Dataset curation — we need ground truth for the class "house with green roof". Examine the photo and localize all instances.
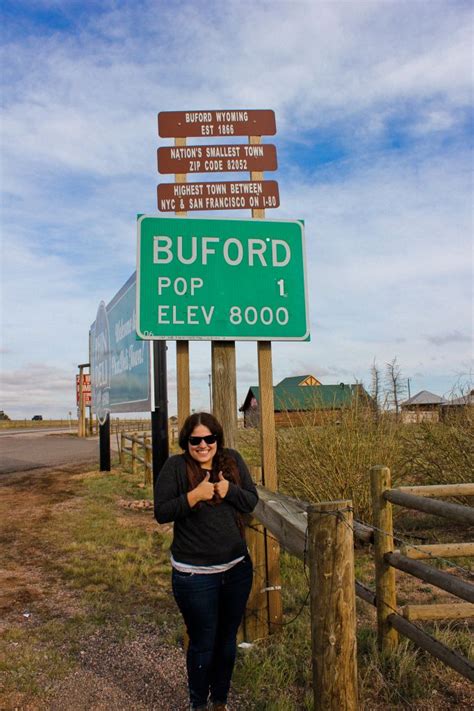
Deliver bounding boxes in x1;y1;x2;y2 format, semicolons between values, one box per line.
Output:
239;375;369;428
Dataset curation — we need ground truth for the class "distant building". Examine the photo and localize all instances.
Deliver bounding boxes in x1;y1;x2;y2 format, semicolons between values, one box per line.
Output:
441;389;474;420
239;375;369;428
400;390;446;423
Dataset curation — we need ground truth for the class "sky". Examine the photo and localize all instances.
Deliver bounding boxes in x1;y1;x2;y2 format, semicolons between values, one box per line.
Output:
0;0;473;419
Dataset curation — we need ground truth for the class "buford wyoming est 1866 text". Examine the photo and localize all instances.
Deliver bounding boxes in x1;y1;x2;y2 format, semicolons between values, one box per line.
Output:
136;216;309;341
158;109;276;138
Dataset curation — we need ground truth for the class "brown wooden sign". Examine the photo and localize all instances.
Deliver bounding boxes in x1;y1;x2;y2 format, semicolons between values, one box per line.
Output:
158;110;276;138
158;143;277;174
157;181;280;212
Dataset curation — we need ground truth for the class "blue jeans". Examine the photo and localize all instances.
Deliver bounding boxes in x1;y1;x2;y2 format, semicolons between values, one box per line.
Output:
172;554;253;709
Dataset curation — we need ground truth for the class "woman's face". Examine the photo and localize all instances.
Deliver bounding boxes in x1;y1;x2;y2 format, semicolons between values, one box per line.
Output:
187;424;218;469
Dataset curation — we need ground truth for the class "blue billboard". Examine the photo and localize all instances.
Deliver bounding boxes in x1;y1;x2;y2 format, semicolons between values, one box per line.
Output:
90;272;152;424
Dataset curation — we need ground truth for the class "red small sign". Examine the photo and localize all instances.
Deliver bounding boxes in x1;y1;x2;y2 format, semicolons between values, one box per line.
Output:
76;374;91;406
157;181;280;212
158;110;276;138
158;143;277;174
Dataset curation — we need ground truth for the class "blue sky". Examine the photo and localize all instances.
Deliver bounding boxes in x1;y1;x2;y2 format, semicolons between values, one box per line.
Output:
1;0;472;418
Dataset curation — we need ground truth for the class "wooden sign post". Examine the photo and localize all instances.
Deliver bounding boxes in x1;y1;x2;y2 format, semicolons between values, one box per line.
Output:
78;366;85;437
77;364;90;438
174;136;191;432
250;134;283;631
211;341;237;449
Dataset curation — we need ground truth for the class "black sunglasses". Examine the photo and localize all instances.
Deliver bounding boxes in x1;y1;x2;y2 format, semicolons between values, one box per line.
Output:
188;434;218;446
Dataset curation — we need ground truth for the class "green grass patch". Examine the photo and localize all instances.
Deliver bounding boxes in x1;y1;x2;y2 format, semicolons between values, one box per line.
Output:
0;625;74;695
42;469;176;633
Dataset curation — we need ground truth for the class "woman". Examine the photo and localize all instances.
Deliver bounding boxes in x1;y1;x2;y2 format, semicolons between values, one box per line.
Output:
154;412;258;711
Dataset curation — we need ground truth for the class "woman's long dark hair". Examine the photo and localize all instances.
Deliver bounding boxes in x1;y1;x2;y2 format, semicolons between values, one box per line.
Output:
179;412;241;502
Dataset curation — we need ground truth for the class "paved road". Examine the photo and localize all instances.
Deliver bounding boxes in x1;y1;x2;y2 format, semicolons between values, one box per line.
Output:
0;430;101;474
0;426;73;437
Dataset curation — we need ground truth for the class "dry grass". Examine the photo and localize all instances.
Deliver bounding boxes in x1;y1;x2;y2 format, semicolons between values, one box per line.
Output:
238;403;473;524
240;403;403;522
401;411;474;490
234;404;473;709
0;419;77;429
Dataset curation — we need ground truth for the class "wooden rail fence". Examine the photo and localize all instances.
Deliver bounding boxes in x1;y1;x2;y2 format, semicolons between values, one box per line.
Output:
253;468;474;706
370;466;474;682
120;431;152;486
113;418;150;433
118;443;474;706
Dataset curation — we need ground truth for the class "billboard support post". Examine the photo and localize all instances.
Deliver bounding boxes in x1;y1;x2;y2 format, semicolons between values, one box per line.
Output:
152;341;169;485
99;413;111;471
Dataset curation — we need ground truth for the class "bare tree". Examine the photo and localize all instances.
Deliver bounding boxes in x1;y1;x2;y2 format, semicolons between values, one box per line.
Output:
370;359;382;421
385;357;407;419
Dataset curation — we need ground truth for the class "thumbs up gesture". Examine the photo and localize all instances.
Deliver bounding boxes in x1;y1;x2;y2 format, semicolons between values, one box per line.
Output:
195;471;215;502
214;471;229;499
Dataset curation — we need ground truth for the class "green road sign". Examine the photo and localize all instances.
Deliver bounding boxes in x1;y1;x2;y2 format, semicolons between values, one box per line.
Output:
136;216;309;341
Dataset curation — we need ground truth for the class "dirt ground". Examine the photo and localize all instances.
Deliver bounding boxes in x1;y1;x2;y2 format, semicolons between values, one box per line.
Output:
0;465;246;711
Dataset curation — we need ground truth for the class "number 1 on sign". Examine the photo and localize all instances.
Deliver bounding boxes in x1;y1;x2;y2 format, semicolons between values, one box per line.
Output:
277;279;287;297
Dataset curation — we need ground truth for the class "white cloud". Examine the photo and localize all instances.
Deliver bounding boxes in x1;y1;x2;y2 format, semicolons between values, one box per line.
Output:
2;1;472;184
0;363;77;418
0;0;472;415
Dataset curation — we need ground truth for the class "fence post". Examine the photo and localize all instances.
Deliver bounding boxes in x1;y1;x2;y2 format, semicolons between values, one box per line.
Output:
370;465;399;652
132;432;138;476
120;431;125;466
144;435;153;484
144;433;152;486
308;500;358;711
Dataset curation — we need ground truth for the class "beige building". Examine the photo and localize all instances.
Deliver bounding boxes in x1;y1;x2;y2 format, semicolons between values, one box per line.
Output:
400;390;445;423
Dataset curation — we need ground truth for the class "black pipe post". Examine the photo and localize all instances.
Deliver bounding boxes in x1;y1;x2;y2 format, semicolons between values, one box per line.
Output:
99;413;111;471
152;341;169;486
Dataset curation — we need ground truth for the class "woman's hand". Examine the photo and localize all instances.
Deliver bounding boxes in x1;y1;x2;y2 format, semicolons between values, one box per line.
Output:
187;472;215;507
214;471;229;499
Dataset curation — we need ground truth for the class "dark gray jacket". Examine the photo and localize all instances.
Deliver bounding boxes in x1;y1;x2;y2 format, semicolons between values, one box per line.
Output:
154;449;258;565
